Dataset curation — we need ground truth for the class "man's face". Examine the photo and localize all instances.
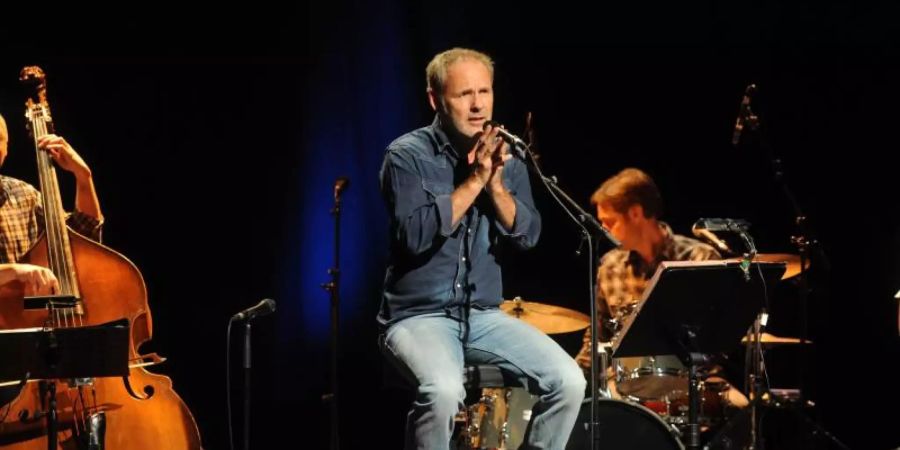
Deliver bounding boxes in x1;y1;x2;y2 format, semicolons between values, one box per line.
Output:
432;58;493;140
597;202;642;250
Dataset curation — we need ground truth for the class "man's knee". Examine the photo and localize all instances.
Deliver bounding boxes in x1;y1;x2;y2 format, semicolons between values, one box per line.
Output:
419;378;465;416
555;363;587;402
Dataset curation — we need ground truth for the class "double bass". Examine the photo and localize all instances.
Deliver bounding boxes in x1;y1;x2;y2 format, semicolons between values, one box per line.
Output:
0;67;203;449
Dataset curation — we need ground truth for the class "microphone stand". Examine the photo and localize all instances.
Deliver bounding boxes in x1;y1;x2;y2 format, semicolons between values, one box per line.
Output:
242;322;252;450
734;85;847;450
541;176;619;450
514;120;619;450
227;300;275;450
321;177;348;450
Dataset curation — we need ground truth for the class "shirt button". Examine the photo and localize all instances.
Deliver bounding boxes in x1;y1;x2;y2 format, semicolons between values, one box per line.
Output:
467;228;472;235
456;283;462;288
462;257;467;262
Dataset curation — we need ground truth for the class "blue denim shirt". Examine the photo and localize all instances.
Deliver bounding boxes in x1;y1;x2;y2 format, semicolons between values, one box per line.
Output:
378;116;541;326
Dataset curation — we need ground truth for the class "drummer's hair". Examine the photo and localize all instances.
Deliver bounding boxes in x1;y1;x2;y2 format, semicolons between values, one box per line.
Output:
590;168;663;219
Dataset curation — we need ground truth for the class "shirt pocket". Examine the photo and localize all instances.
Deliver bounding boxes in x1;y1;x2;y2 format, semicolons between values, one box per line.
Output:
421;178;453;199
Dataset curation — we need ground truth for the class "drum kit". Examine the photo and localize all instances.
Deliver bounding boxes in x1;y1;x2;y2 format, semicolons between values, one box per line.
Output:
455;254;811;450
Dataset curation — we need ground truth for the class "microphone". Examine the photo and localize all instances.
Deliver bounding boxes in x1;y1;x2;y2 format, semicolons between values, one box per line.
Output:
483;120;527;160
334;176;350;201
691;223;732;255
692;217;750;232
232;299;276;321
732;84;757;147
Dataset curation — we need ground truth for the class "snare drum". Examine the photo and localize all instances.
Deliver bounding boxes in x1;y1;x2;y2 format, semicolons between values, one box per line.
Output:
636;380;739;429
614;354;687;400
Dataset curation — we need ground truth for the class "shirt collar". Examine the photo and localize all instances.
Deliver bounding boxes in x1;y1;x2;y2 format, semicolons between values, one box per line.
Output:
627;222;677;276
429;114;460;159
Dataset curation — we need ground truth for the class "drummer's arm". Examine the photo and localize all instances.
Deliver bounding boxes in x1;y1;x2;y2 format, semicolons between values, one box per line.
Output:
576;289;613;369
690;245;721;261
575;330;593;370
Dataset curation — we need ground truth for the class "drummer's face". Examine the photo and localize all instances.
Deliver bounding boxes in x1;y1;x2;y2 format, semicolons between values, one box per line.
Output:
597;202;639;250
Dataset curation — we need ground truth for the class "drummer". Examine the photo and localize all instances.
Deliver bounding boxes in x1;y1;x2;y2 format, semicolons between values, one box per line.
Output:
574;168;748;407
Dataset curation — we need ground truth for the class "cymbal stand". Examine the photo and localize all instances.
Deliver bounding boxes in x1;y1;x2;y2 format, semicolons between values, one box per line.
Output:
745;310;767;450
733;83;847;450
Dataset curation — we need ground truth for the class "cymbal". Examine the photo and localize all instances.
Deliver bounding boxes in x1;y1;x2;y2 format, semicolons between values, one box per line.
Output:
725;253;809;280
741;332;812;346
500;298;590;334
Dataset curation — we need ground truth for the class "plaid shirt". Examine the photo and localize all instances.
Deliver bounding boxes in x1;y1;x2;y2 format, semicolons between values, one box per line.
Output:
576;222;719;369
0;175;102;263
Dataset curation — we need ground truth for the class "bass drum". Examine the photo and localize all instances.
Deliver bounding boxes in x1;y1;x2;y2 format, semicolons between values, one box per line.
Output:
566;398;683;450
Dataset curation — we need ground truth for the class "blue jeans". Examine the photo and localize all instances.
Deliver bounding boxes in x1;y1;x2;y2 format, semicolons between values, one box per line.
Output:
382;309;586;450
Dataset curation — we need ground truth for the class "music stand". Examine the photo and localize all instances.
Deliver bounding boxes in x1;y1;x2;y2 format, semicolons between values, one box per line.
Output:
0;318;130;450
612;260;785;450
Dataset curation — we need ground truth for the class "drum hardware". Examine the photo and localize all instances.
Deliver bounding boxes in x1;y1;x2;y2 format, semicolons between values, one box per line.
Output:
457;387;538;450
741;310;838;449
610;259;786;450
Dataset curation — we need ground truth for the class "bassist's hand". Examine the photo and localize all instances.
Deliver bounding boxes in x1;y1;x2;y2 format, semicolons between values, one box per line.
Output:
2;263;59;296
38;134;92;182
